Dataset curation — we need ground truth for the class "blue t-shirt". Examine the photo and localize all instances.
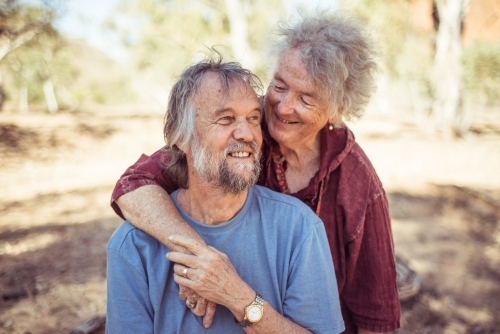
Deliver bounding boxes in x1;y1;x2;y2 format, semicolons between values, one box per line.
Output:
106;185;344;333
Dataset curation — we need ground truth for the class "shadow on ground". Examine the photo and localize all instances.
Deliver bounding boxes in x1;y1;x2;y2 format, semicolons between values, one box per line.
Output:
1;181;499;333
389;184;500;333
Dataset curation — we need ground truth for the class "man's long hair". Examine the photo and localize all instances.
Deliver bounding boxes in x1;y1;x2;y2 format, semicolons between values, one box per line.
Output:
163;49;262;188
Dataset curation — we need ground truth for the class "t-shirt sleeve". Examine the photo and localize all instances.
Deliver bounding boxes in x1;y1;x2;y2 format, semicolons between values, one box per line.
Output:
343;191;401;332
283;218;345;334
110;147;180;219
106;244;154;333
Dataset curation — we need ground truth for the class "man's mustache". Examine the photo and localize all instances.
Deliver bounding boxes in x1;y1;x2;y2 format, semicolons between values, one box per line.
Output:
223;141;260;159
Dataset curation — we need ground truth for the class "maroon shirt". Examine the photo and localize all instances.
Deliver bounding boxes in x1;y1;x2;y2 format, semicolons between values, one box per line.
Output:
111;124;401;333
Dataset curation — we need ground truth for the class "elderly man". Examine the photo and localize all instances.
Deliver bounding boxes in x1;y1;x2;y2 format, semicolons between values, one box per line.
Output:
105;55;344;333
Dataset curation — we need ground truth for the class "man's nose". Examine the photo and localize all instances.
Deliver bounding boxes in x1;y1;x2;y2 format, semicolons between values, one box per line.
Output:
233;120;254;142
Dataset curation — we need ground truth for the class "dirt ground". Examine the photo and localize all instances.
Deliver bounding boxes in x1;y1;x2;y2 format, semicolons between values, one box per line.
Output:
1;104;499;333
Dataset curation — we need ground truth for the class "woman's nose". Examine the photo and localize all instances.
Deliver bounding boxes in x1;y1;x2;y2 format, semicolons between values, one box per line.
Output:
277;93;295;115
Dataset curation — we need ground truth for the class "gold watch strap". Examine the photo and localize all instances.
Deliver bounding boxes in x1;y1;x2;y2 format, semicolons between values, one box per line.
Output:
234;292;264;328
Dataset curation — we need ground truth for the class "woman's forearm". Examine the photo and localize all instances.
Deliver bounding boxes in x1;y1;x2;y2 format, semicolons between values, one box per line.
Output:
115;185;206;253
244;304;312;334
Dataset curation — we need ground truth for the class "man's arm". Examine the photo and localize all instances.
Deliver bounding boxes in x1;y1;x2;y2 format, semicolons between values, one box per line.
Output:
111;150;216;325
106;248;154;333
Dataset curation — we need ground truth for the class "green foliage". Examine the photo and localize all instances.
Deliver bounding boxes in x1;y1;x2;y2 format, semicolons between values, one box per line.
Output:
4;27;78;107
111;0;284;85
342;0;433;83
463;41;500;104
121;0;231;76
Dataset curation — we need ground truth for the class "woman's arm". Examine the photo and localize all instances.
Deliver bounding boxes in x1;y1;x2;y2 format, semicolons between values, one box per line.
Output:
111;148;207;251
116;185;206;252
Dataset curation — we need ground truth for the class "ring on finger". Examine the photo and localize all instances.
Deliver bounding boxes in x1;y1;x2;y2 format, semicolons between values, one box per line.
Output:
186;300;196;309
182;267;189;278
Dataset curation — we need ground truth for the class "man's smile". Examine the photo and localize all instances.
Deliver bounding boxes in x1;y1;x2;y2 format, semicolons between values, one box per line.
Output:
229;151;251;158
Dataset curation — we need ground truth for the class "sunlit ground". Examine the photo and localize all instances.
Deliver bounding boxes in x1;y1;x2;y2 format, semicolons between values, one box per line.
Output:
1;102;500;333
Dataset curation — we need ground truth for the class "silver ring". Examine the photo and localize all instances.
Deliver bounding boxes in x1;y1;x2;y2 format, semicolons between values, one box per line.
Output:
186;300;196;309
182;267;189;278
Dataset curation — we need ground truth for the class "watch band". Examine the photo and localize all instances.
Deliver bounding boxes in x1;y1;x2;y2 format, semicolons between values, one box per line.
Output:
235;293;265;328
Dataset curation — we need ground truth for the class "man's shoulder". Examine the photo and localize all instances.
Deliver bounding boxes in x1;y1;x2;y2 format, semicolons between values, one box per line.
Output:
107;221;155;253
251;186;319;222
252;185;307;207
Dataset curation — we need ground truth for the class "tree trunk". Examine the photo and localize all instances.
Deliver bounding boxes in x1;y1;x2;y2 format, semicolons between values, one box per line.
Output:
0;71;4;111
19;82;28;113
43;78;58;113
0;28;41;63
431;0;469;138
224;0;256;71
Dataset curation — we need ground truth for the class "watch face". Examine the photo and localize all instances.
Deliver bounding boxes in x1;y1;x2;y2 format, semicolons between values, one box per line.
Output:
247;305;263;322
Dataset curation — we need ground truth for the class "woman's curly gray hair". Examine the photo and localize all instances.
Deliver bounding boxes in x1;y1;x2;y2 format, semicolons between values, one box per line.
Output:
270;11;378;126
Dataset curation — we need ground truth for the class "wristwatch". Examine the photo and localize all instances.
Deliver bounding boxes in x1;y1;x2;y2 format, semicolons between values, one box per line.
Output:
235;293;265;328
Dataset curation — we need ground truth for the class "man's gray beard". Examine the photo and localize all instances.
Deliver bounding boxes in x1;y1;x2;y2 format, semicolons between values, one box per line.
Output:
191;137;261;194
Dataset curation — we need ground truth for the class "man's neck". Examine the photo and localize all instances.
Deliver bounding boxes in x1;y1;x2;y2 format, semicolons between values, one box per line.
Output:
176;179;249;226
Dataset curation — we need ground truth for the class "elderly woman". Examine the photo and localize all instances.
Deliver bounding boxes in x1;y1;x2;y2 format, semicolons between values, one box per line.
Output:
111;11;400;334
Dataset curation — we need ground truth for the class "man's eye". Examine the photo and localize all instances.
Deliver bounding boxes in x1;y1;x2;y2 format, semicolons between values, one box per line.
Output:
274;85;286;92
218;116;233;124
248;115;261;124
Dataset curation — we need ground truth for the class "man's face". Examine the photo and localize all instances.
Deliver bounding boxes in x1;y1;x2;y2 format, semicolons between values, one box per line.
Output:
187;73;262;193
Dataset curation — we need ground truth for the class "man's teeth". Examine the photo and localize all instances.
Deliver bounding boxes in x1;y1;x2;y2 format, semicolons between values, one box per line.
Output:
230;152;250;157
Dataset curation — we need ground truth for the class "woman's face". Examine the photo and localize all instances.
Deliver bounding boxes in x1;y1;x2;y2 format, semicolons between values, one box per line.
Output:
265;49;330;150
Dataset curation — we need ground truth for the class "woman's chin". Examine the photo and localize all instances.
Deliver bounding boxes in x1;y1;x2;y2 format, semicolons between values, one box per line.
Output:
268;125;292;145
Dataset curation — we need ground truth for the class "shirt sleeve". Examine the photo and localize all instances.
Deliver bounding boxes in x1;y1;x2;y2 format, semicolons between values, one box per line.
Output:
343;191;401;333
110;147;179;219
284;218;345;334
106;247;154;334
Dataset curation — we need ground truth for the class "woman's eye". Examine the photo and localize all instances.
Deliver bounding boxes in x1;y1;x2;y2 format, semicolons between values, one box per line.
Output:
301;97;312;106
274;85;286;92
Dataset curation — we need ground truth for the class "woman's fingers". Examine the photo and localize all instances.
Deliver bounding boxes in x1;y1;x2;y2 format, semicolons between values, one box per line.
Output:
169;234;205;256
167;251;198;269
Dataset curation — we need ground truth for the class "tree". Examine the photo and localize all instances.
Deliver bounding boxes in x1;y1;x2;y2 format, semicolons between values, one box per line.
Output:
430;0;470;138
111;0;284;90
224;0;256;70
0;0;55;110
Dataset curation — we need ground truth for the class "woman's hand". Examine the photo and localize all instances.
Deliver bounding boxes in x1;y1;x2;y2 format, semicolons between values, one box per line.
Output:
166;234;255;320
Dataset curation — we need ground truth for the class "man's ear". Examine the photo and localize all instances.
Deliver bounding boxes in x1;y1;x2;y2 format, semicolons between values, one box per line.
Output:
172;144;184;154
175;141;190;156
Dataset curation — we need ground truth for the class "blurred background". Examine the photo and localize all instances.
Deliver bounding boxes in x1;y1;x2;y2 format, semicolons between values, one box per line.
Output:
1;0;499;333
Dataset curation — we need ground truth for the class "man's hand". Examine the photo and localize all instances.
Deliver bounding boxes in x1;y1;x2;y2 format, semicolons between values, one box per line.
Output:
177;276;217;328
166;234;255;320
